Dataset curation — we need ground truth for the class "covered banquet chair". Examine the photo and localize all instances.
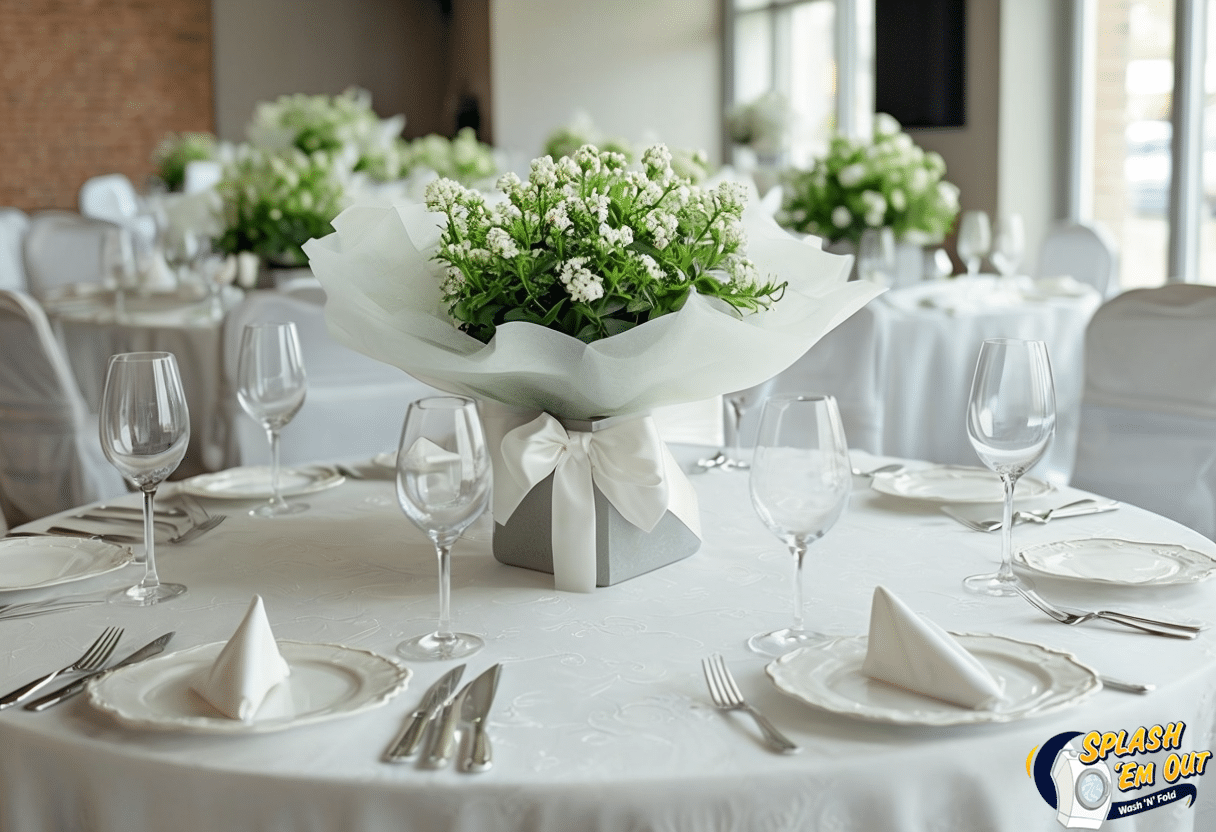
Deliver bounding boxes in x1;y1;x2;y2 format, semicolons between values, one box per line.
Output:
221;291;445;467
1036;220;1119;299
22;211;119;299
0;208;29;292
0;290;127;525
1070;284;1216;539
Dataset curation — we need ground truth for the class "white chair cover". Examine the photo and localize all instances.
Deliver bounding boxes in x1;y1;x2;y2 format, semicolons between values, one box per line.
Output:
1036;221;1119;298
0;208;29;292
739;304;884;454
1071;284;1216;539
78;173;141;226
0;290;127;525
222;292;445;467
22;211;119;299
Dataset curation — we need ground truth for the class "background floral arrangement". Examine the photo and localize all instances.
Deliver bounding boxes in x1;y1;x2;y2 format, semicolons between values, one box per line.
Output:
542;112;634;163
776;113;960;246
726;90;790;158
402;127;498;186
152;132;218;192
247;87;410;182
214;145;349;266
426;143;785;344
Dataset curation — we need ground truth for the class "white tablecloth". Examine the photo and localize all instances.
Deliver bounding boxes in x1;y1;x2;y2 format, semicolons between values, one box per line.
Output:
1;449;1214;831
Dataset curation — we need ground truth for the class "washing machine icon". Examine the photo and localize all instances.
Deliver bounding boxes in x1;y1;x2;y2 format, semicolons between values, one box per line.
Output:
1051;740;1113;829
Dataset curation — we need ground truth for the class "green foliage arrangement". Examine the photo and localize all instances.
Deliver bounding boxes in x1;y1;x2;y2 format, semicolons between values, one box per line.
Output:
152;132;218;192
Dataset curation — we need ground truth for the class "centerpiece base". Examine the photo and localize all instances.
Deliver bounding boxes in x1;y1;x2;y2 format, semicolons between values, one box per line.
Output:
492;471;700;587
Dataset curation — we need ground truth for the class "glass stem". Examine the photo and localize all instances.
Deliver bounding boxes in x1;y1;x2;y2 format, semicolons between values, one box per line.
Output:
724;398;741;458
267;426;284;509
790;539;808;633
435;542;453;641
139;486;161;591
999;474;1017;582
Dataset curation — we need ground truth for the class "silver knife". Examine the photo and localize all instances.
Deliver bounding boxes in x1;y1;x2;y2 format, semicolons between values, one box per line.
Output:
458;663;502;773
383;664;465;763
23;632;174;711
422;682;469;769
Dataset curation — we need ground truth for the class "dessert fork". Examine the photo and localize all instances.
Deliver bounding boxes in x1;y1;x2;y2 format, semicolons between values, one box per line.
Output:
701;654;799;754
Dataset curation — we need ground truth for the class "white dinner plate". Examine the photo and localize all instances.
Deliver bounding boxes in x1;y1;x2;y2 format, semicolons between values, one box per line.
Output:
88;641;411;734
0;537;133;592
178;465;345;500
1015;538;1216;586
766;633;1100;726
870;465;1053;504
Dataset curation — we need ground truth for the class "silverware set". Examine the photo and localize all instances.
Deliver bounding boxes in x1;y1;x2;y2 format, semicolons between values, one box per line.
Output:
384;663;503;772
941;498;1120;532
0;627;123;709
1012;584;1199;639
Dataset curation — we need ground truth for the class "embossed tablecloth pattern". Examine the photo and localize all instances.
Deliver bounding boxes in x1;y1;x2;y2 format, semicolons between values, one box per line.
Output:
1;450;1215;832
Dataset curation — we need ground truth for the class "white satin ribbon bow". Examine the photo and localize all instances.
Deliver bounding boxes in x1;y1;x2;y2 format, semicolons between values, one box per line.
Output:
493;412;700;593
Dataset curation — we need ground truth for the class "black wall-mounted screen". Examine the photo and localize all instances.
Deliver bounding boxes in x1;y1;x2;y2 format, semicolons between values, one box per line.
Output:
875;0;966;129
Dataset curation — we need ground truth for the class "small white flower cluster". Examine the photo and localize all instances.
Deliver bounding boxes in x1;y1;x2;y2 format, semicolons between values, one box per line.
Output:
427;142;782;343
778;113;960;246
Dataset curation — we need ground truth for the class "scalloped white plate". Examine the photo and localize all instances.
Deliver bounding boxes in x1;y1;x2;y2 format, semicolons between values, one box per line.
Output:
871;465;1053;504
1016;538;1216;586
178;465;345;500
88;641;410;734
0;537;132;591
767;633;1100;726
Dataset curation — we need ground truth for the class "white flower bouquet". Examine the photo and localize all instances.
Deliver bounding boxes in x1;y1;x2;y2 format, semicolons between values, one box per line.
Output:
304;143;880;590
403;127;498;187
777;113;960;246
248;87;409;182
215;144;350;266
152;131;218;192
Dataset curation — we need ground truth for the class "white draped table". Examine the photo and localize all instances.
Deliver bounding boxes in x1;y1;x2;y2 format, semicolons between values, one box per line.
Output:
1;449;1215;832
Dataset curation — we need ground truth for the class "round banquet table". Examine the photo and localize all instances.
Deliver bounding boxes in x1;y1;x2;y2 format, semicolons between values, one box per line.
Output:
2;449;1215;832
42;284;242;479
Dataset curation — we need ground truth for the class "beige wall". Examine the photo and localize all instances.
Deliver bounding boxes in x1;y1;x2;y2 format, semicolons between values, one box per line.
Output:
489;0;721;166
211;0;450;141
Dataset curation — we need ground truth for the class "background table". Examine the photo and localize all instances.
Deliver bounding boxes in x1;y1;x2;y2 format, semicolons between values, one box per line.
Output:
1;449;1214;831
763;276;1103;486
44;285;242;478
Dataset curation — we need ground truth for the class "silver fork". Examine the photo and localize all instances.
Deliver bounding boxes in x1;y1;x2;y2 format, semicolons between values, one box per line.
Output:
1013;585;1199;639
0;626;123;708
701;654;799;754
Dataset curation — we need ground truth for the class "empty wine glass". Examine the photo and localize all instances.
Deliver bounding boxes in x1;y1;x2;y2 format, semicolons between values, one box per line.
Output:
696;385;767;472
747;393;851;656
956;210;991;276
990;214;1025;278
99;352;189;605
237;322;308;517
395;396;491;660
858;227;896;288
964;339;1056;596
102;225;138;319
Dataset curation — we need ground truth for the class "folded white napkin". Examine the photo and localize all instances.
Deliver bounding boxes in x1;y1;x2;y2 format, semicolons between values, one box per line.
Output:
192;595;292;721
861;585;1003;709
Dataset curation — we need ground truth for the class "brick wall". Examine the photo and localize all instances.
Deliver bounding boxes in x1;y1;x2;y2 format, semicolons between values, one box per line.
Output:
0;0;214;212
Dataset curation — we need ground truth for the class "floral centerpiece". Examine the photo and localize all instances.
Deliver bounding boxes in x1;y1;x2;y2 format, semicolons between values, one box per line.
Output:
215;144;349;267
248;87;409;182
152;131;218;192
726;90;790;162
403;127;498;187
303;144;881;592
777;113;960;247
543;112;634;162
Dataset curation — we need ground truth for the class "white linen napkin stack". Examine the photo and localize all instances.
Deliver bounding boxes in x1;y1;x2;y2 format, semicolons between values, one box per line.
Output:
191;594;292;721
861;585;1004;709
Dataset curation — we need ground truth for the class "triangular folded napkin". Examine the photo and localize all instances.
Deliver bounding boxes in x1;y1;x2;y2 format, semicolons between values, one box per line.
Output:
861;585;1004;709
192;594;292;721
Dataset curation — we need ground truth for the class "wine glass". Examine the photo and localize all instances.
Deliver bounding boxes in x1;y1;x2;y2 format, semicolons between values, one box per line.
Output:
747;393;852;656
236;322;308;517
956;210;991;276
395;396;491;661
990;214;1025;278
102;225;137;319
963;339;1056;596
857;227;896;288
99;352;190;605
